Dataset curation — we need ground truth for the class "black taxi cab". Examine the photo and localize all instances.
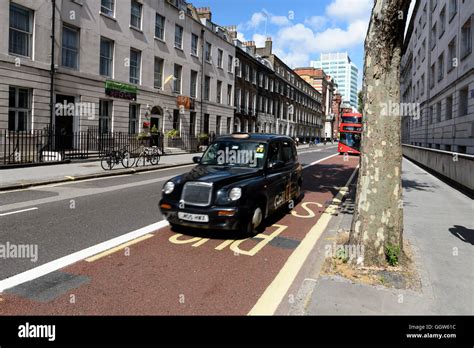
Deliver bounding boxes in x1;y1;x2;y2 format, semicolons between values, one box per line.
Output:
159;133;302;235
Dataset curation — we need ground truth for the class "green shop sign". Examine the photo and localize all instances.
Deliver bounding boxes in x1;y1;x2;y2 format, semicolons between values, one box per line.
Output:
105;80;137;100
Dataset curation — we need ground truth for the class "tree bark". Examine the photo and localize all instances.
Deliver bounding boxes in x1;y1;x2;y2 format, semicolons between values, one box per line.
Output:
349;0;411;266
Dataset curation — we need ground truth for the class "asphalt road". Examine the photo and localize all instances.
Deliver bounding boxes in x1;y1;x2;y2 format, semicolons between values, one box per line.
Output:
0;144;362;315
0;145;339;280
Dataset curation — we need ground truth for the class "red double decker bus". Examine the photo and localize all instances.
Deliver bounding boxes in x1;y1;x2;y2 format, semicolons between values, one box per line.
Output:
338;112;362;155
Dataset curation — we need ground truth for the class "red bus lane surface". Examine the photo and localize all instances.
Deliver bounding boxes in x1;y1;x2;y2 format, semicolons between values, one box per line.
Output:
0;155;358;315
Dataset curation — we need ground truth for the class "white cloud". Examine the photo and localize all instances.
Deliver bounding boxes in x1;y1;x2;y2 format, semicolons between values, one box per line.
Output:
252;33;267;47
313;19;369;52
304;16;327;31
270;15;290;26
237;32;247;42
247;12;266;29
326;0;373;21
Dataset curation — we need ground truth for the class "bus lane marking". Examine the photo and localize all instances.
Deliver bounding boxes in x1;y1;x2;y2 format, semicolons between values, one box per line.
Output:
168;224;288;256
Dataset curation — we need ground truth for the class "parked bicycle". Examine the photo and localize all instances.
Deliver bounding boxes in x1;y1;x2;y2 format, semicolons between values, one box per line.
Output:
100;146;134;170
135;146;161;167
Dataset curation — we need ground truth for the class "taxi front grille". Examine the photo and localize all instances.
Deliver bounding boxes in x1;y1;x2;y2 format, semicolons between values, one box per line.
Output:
181;182;213;206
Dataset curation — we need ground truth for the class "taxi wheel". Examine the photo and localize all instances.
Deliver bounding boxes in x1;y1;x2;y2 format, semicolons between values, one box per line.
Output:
242;205;264;236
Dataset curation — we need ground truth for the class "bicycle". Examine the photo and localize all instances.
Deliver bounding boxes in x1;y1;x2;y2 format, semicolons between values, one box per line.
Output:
135;146;161;167
100;146;135;170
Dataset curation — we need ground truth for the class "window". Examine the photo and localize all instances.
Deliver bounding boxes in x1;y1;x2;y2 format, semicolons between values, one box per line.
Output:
423;3;427;27
461;18;472;58
99;100;112;134
216;80;222;103
429;105;434;124
439;6;446;37
8;87;31;131
191;33;198;56
101;0;114;17
235;88;241;108
154;57;163;89
155;13;165;40
421;73;425;95
130;0;142;29
430;63;436;88
438;52;444;81
62;25;79;69
172;109;180;131
226;117;231;134
259;73;263;87
205;42;212;62
204;76;210;100
458;86;468;116
421;39;426;61
175;24;183;49
228;55;233;72
216;116;221;135
446;95;453;120
129;49;141;84
190;70;198;98
203;114;210;134
236;61;241;77
129;104;139;134
190;112;196;136
436;101;442;122
100;37;113;77
449;0;457;21
173;64;182;93
9;3;33;57
227;84;232;106
217;49;223;68
448;37;456;72
431;23;437;50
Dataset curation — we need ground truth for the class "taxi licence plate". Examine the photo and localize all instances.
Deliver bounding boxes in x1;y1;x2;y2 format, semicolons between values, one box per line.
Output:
178;212;209;222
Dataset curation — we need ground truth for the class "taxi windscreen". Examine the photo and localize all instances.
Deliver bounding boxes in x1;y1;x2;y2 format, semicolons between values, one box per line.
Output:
200;141;267;168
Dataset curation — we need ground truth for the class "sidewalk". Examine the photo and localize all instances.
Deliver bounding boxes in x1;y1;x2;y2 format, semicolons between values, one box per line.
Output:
0;143;330;191
0;152;200;191
284;157;474;315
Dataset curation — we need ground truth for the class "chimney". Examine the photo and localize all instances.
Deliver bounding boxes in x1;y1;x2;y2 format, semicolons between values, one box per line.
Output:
264;37;272;54
224;25;237;40
243;41;256;55
196;7;212;21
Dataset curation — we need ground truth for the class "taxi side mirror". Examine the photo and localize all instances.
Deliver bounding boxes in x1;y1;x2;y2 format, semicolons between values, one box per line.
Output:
192;156;201;164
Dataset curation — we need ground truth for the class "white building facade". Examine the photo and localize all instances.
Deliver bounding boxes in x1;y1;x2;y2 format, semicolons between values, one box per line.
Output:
0;0;235;146
401;0;473;154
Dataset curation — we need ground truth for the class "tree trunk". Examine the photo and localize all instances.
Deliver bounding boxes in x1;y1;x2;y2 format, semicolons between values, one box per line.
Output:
349;0;411;266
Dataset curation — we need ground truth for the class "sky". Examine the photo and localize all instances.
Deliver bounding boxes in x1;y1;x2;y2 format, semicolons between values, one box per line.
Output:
191;0;375;90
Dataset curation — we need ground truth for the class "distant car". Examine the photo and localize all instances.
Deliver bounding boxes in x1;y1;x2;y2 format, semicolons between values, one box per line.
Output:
159;133;303;235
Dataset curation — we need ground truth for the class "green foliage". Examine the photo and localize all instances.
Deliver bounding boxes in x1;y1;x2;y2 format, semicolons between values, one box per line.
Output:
198;133;209;141
150;125;159;134
385;243;401;266
137;132;150;140
335;247;349;263
166;129;179;138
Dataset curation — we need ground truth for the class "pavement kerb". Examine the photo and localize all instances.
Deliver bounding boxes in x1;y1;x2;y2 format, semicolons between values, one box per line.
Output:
0;162;194;192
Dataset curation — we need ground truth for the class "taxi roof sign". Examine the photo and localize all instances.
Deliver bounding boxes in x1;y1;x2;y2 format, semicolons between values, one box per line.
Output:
231;133;250;139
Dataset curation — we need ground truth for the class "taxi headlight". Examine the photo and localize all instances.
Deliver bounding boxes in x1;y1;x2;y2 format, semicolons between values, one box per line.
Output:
163;181;175;194
229;187;242;201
